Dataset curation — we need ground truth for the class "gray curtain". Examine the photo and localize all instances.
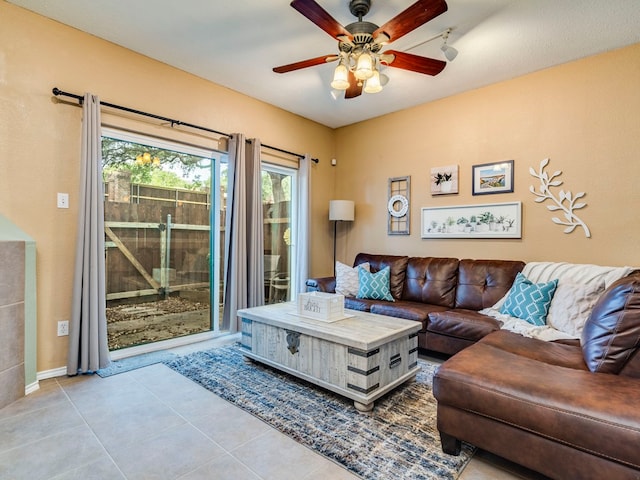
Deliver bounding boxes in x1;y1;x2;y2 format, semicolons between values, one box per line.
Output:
294;155;311;294
67;93;111;374
246;139;265;306
222;134;264;333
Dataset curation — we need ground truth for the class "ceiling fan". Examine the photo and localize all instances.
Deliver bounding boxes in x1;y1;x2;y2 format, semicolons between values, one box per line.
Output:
273;0;449;99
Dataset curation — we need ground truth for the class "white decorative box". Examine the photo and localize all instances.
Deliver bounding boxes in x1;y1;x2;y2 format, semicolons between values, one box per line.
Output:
296;292;345;321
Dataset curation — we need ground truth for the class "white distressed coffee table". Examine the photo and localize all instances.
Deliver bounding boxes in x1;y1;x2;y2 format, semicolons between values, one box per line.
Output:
238;302;421;412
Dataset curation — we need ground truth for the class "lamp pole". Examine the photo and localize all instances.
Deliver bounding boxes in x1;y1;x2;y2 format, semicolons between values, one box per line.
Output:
329;200;355;276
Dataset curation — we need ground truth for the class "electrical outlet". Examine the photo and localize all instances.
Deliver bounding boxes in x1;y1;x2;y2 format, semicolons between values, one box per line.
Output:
57;193;69;209
57;320;69;336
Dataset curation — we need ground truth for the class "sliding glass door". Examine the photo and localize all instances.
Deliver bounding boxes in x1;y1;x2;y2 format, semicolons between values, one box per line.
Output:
262;164;297;304
101;128;225;351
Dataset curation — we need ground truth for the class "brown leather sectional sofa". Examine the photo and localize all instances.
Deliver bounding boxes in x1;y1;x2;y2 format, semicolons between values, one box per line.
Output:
305;252;525;354
306;253;640;479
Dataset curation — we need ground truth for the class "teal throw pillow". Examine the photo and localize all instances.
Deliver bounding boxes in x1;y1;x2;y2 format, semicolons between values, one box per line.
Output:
500;272;558;326
357;266;394;302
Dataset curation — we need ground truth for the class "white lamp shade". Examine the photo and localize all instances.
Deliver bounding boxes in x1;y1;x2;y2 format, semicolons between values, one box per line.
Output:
331;63;350;90
364;70;383;93
441;44;458;61
354;52;374;80
329;200;355;221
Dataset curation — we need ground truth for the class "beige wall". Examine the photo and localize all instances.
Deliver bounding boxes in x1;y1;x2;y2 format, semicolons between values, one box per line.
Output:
0;2;336;372
2;1;639;374
334;43;640;269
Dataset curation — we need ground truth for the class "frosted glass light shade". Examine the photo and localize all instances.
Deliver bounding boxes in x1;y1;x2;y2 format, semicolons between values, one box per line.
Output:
441;44;458;61
364;70;383;93
329;200;355;221
354;52;374;80
330;63;350;90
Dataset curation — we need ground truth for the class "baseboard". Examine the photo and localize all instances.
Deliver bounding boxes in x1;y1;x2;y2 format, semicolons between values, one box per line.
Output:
37;366;68;380
25;381;40;395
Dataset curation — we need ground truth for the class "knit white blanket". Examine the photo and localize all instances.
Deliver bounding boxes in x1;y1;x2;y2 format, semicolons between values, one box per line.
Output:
480;262;637;341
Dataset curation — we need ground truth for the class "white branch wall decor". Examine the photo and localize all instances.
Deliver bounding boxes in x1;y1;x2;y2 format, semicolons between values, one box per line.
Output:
529;158;591;238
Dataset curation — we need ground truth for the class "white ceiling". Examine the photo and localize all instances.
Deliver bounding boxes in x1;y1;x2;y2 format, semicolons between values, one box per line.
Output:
9;0;640;128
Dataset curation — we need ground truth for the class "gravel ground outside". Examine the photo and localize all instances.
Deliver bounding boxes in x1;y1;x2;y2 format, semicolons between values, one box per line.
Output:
106;296;212;350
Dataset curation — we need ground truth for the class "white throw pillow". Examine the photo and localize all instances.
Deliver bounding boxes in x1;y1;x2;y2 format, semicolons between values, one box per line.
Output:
335;261;370;297
546;282;604;337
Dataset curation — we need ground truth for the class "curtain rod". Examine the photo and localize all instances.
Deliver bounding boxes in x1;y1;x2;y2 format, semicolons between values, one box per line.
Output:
52;88;319;163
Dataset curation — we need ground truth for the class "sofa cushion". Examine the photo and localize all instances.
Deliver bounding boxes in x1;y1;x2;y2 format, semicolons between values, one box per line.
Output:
357;266;394;302
428;310;501;342
402;257;459;307
371;301;448;331
354;253;409;300
500;273;558;326
335;261;369;297
455;259;525;310
344;297;377;312
480;330;587;371
581;274;640;374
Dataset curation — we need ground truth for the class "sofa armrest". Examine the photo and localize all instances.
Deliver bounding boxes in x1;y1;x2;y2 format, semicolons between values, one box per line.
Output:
306;276;336;293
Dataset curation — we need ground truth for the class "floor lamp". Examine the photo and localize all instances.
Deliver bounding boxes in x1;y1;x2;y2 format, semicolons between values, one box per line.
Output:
329;200;355;275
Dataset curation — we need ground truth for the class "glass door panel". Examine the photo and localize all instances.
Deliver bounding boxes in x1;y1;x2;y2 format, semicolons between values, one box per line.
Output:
262;165;296;304
102;130;223;350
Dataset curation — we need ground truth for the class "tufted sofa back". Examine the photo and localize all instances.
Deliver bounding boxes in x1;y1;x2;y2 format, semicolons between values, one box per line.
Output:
402;257;459;307
455;259;525;310
352;253;524;310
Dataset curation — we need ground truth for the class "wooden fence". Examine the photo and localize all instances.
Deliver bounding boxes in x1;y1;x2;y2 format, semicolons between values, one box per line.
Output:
104;181;290;302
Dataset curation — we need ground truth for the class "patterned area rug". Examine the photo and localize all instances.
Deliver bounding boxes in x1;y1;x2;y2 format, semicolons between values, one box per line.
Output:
165;345;474;480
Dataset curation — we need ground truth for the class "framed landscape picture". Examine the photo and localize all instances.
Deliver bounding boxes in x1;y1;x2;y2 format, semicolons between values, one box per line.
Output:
472;160;514;195
421;201;522;239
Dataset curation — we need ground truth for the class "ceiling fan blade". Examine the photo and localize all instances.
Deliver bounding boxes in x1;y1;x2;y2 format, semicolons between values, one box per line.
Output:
291;0;352;41
345;71;363;99
273;55;338;74
382;50;446;76
373;0;448;44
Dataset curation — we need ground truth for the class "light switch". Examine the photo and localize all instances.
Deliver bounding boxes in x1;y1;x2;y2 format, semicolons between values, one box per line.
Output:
57;193;69;209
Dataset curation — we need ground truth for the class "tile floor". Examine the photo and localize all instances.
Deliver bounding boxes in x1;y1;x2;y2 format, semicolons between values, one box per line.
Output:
0;336;547;479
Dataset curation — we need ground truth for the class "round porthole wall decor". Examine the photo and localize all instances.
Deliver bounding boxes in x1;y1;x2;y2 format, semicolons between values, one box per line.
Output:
387;194;409;218
387;176;410;235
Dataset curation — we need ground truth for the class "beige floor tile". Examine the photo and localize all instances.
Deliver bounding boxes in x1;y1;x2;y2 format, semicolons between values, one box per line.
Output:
231;429;329;480
84;398;186;451
130;367;212;405
49;456;126;480
108;422;226;479
67;379;161;417
190;404;272;450
0;381;67;421
0;402;85;453
0;424;107;479
179;453;262;480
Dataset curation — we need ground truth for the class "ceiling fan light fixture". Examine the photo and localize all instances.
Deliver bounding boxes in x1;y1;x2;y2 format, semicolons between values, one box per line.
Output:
441;44;458;61
330;62;350;90
440;28;458;61
354;52;374;80
363;70;383;93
